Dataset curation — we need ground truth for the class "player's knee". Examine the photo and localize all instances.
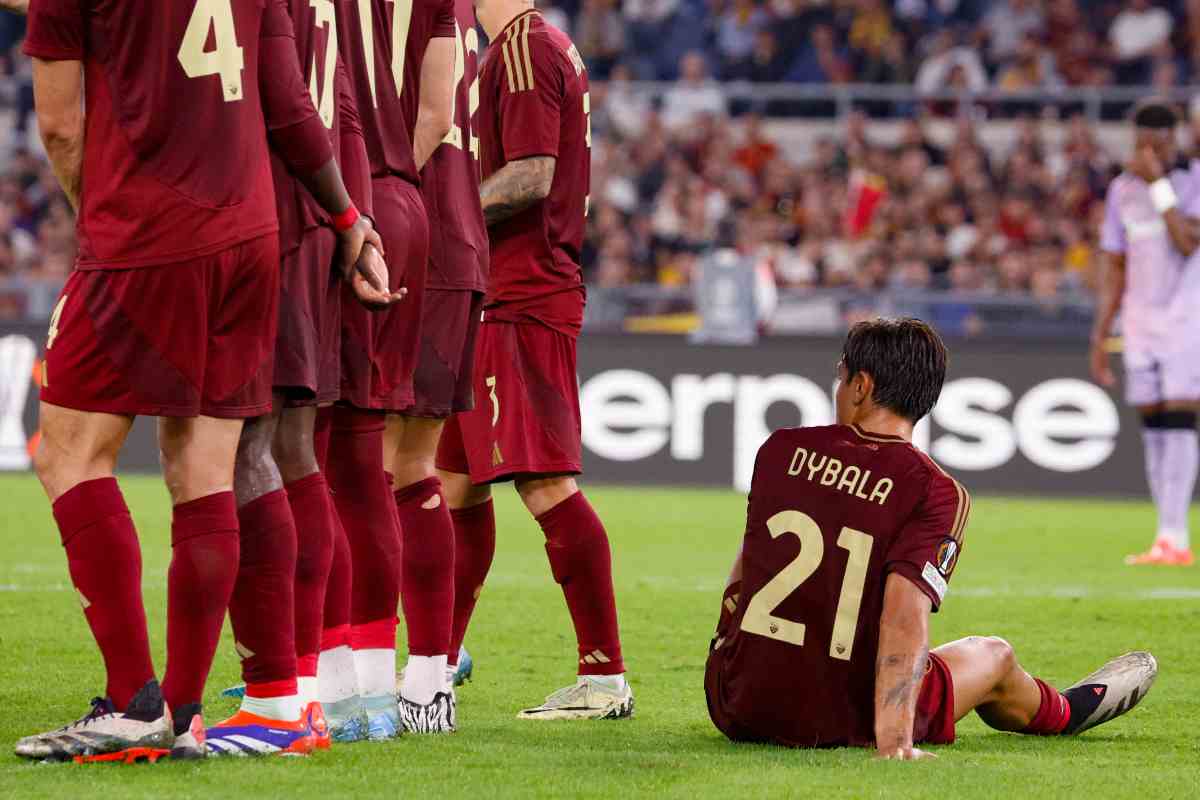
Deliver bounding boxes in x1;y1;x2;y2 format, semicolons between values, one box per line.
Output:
516;475;578;517
271;426;318;482
439;469;489;509
980;636;1017;677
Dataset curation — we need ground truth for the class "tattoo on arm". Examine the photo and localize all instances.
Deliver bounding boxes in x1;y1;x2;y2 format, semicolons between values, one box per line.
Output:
878;648;929;708
480;156;556;227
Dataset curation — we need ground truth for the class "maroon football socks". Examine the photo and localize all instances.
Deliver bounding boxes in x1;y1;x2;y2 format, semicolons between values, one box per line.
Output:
1021;677;1071;735
448;499;497;666
161;491;240;715
537;492;625;676
228;489;298;699
326;407;401;682
395;477;455;658
287;472;334;679
52;478;156;712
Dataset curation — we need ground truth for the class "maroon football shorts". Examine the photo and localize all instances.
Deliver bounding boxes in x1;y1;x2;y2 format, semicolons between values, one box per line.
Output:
436;319;582;484
40;233;279;419
703;648;956;747
275;226;339;407
405;289;484;419
340;176;429;412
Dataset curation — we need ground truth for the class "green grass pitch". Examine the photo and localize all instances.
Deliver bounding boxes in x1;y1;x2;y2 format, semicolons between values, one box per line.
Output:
1;473;1198;798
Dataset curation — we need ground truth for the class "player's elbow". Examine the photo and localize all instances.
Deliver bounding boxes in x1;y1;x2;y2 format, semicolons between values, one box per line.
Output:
530;157;556;200
37;108;82;152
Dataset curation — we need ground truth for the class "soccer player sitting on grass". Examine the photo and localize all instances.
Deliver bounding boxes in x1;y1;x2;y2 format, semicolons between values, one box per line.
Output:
705;318;1157;758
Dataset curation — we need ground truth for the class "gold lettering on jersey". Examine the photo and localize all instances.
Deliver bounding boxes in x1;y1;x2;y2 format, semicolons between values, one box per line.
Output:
836;465;860;493
855;470;872;499
566;44;585;76
820;458;842;486
869;478;894;505
786;448;892;505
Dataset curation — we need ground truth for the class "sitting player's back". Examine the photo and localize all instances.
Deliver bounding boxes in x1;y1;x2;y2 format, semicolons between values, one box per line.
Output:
708;422;967;748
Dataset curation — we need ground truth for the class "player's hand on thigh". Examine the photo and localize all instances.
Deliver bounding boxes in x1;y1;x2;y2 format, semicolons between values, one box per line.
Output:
349;243;406;310
876;746;937;761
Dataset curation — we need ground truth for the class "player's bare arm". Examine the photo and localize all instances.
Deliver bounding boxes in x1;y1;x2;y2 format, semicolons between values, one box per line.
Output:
480;156;556;227
1089;252;1126;388
0;0;27;14
874;572;937;761
413;36;456;171
30;58;83;211
1129;143;1200;256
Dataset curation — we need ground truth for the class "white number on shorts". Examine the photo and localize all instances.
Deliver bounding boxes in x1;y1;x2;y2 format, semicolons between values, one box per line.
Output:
308;0;339;129
486;375;499;426
46;294;67;351
356;0;414;108
178;0;246;103
740;510;875;661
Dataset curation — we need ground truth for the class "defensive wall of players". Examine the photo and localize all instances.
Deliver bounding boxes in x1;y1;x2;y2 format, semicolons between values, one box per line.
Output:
0;322;1150;496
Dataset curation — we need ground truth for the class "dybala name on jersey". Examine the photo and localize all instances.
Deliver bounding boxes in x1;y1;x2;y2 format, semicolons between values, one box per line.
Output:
785;447;895;506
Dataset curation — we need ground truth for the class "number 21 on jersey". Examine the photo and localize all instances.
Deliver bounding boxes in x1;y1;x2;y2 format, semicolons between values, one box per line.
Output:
741;510;874;662
178;0;245;103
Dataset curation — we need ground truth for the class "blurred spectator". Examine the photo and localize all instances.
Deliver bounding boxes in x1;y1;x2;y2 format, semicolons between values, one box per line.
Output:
1110;0;1174;84
915;29;988;94
996;33;1064;92
661;52;727;130
715;0;769;77
982;0;1045;68
574;0;625;78
787;24;852;84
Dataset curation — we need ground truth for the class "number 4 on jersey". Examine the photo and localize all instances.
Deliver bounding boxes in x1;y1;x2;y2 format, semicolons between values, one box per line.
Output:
178;0;245;103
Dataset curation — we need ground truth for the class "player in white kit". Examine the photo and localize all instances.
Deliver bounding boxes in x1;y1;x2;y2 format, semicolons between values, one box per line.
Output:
1092;101;1199;566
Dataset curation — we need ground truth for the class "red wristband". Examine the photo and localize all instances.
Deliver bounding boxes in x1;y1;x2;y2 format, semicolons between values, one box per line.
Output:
331;205;360;233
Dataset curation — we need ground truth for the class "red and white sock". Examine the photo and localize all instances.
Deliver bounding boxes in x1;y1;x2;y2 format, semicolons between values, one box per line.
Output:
536;492;625;676
287;472;334;705
327;408;401;699
52;478;156;711
229;489;300;721
396;476;454;703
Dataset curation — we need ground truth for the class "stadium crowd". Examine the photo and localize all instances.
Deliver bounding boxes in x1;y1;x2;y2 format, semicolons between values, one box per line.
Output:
0;2;1190;315
553;0;1200;88
587;103;1116;301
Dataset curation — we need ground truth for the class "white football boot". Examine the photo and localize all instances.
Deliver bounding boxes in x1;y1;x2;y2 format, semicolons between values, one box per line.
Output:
1061;651;1157;735
517;676;634;721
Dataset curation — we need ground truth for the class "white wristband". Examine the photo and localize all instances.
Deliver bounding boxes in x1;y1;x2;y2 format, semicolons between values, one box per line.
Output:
1150;177;1178;213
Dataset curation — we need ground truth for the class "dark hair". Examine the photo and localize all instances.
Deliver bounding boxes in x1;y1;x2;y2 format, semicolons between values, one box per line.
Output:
842;318;948;423
1132;100;1178;130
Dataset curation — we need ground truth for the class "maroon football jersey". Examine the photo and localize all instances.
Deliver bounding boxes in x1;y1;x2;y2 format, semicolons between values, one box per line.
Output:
421;0;488;292
336;0;456;185
477;10;590;337
24;0;329;270
273;0;361;252
710;424;970;748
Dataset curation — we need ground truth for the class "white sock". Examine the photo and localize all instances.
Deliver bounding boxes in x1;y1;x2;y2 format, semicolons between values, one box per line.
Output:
318;645;359;705
241;692;303;722
1160;427;1197;550
582;673;627;692
1143;428;1166;508
297;676;319;708
400;655;447;705
353;647;396;698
